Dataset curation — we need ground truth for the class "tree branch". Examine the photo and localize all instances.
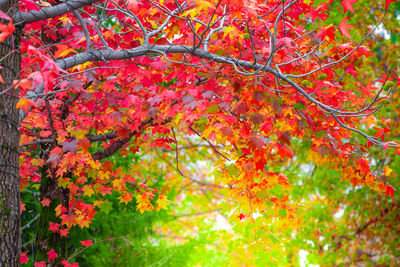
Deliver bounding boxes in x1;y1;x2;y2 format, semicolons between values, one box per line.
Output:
14;0;101;26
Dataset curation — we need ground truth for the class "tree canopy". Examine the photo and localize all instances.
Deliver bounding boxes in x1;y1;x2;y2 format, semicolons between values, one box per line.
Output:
0;0;399;266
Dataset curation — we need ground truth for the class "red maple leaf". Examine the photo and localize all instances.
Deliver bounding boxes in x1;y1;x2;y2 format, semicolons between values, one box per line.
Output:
41;198;51;207
60;228;69;237
62;260;79;267
386;0;398;9
49;222;60;233
47;249;58;261
80;239;93;247
385;185;395;198
345;64;357;79
20;252;29;265
34;261;46;267
276;144;293;159
341;0;358;13
315;26;335;42
339;17;354;39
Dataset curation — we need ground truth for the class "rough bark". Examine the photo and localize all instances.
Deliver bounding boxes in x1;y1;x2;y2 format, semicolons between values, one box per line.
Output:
0;1;21;266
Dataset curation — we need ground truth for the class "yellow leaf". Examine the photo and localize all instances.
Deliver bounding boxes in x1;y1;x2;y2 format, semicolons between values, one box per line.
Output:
197;0;214;10
82;185;95;197
383;166;393;176
223;26;236;39
31;158;44;167
156;195;170;211
58;177;72;188
120;192;133;204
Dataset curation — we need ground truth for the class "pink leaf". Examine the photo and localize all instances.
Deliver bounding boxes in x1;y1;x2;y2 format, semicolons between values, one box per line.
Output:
35;262;46;267
341;0;358;13
339;17;354;39
0;10;10;20
47;249;58;261
20;252;29;264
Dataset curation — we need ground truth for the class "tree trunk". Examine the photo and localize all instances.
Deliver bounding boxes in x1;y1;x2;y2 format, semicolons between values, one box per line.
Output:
0;1;21;266
34;166;69;264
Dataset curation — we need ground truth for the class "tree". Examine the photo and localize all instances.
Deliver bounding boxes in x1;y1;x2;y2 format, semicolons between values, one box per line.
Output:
0;0;398;265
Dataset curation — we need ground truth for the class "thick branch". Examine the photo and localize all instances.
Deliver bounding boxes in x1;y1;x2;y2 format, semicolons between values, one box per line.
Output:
91;118;171;160
14;0;100;25
87;131;117;142
56;46;394;148
91;132;135;161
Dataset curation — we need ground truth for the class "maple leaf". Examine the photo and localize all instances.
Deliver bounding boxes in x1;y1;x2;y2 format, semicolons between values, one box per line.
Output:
120;192;133;204
345;63;357;79
341;0;358;13
20;252;29;265
20;202;26;214
136;194;154;213
80;239;93;247
220;126;234;137
34;261;46;267
60;228;69;237
385;185;395;198
16;98;36;114
315;25;335;42
20;0;39;11
156;194;170;211
82;185;95;197
60;140;78;154
41;198;51;207
339;17;354;39
61;213;77;228
306;3;329;22
147;106;160;119
276;144;293;159
127;0;139;12
232;102;248;115
0;20;15;42
47;249;58;261
62;260;79;267
278;131;291;146
249;136;265;150
385;0;397;9
49;222;60;233
55;205;67;217
0;10;10;20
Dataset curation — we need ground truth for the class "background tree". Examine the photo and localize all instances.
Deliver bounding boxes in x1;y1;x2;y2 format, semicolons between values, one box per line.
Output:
0;0;398;266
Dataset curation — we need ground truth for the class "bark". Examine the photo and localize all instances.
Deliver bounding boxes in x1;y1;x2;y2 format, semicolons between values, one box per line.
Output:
34;166;69;264
0;1;21;266
13;0;101;25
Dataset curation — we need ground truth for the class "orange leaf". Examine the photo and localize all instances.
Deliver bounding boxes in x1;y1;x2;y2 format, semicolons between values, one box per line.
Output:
16;98;36;114
0;20;15;42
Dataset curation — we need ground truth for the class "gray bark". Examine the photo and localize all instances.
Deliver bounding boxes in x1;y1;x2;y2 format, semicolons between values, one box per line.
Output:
0;1;21;266
13;0;100;25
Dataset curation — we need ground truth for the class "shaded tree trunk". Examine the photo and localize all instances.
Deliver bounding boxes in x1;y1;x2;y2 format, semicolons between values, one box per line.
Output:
34;166;69;264
0;1;21;266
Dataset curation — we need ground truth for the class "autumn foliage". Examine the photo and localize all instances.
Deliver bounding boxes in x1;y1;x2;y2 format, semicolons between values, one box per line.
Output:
0;0;399;265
